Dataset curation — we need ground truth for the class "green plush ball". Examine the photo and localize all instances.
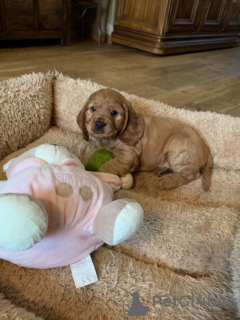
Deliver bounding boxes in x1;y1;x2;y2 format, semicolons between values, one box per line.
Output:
85;149;115;171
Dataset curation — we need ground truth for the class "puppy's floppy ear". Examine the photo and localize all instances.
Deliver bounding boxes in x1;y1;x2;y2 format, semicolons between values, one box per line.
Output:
119;99;144;146
77;102;89;141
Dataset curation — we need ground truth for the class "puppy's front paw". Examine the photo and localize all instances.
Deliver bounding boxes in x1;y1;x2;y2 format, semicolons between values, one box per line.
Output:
98;161;130;176
98;163;120;175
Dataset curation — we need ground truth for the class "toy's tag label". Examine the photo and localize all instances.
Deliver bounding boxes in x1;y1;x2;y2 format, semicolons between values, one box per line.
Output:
70;255;98;288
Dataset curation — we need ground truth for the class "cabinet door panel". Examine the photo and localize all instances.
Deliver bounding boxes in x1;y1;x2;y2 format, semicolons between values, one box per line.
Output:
115;0;160;33
198;0;228;32
0;0;5;31
5;0;33;31
39;0;62;30
222;0;240;32
166;0;202;34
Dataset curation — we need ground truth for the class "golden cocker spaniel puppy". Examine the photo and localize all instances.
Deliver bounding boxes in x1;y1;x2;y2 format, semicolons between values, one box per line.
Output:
77;89;213;190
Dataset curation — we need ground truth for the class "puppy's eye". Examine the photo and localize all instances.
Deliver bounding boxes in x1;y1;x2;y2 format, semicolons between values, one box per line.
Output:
111;110;118;116
90;106;96;112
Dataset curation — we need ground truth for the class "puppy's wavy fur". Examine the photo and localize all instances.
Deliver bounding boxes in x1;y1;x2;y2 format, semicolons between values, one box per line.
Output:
77;88;212;190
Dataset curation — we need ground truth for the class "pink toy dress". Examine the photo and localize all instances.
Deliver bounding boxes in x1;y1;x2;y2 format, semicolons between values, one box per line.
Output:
0;146;143;269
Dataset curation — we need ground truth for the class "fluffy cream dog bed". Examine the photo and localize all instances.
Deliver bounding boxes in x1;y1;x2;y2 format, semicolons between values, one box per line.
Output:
0;72;240;320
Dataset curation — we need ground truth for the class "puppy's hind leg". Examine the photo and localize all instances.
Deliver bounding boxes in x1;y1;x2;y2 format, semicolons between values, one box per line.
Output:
156;169;200;190
155;167;173;177
156;148;200;190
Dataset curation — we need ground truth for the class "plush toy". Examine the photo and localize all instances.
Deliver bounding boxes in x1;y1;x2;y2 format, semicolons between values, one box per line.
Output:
0;144;143;269
85;149;133;190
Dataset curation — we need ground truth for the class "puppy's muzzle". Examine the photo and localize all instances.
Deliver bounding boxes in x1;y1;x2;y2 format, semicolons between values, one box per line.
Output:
95;120;106;132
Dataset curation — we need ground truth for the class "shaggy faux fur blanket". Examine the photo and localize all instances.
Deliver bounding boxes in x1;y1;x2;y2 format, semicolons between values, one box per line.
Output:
0;293;42;320
0;72;239;320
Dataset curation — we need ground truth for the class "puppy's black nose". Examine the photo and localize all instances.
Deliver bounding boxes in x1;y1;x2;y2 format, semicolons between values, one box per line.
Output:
95;120;106;131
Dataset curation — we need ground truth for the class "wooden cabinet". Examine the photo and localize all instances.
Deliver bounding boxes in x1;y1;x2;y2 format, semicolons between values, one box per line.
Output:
0;0;71;45
112;0;240;54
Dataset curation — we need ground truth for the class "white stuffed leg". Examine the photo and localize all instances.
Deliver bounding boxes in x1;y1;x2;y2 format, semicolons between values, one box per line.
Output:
0;194;48;251
93;199;144;245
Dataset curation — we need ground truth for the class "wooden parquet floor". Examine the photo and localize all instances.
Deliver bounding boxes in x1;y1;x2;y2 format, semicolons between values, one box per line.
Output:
1;39;240;117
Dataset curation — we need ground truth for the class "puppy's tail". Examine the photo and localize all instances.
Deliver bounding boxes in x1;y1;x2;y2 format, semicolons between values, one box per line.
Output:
201;151;213;191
